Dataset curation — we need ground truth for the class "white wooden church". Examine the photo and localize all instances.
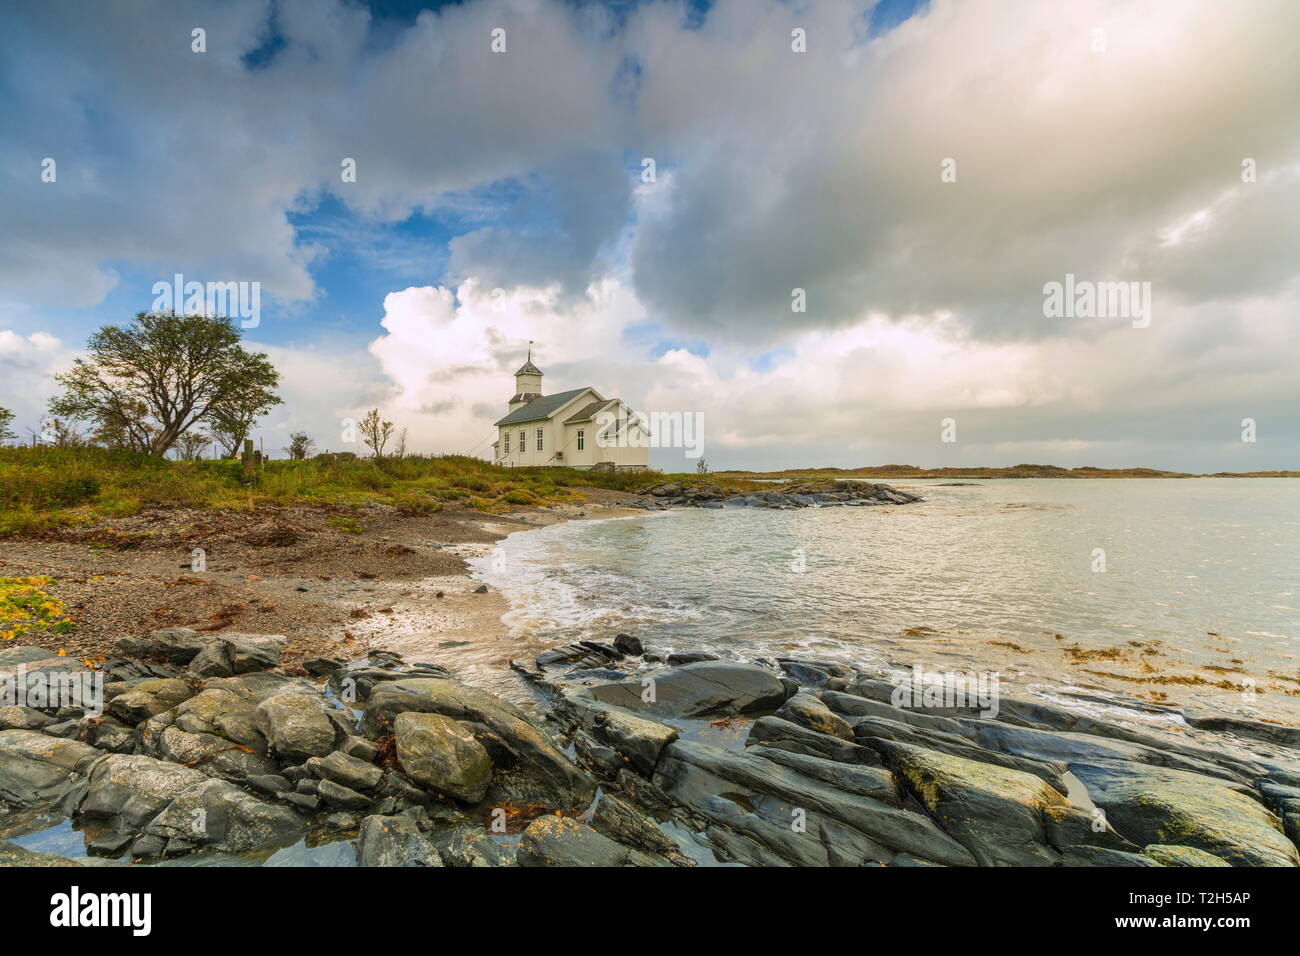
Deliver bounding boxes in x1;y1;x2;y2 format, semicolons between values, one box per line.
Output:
492;355;648;470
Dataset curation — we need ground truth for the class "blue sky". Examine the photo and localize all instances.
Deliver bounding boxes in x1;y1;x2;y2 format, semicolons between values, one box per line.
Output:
6;0;929;357
1;0;1297;470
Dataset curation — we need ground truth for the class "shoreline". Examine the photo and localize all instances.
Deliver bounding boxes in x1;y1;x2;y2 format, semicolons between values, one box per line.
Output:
5;482;1295;732
3;484;1299;868
0;492;647;669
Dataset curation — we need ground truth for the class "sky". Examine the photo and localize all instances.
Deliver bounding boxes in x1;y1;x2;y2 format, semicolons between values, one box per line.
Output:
1;0;1297;471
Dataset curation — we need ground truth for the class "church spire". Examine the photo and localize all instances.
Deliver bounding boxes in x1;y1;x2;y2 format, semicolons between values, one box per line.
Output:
514;342;542;377
510;345;543;410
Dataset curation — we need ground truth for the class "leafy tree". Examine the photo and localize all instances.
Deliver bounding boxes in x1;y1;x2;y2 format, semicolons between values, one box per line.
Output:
49;312;280;457
284;431;316;460
0;407;15;445
695;457;710;475
358;408;394;458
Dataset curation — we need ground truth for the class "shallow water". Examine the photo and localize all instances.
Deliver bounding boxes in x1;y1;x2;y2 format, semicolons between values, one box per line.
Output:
469;478;1300;723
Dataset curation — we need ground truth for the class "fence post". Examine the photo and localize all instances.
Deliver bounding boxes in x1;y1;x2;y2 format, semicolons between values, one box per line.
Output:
242;439;254;480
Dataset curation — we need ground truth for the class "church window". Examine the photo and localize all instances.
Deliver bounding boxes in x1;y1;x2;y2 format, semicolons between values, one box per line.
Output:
577;429;584;451
519;430;526;452
536;428;544;452
503;434;509;454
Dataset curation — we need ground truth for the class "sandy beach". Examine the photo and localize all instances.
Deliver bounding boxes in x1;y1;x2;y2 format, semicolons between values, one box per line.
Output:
0;491;644;676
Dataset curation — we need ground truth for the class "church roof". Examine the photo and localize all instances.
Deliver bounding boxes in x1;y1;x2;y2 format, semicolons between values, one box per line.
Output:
495;387;591;426
563;399;617;424
515;360;542;376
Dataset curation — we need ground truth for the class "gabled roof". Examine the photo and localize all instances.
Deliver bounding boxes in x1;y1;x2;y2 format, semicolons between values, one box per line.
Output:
563;399;617;424
515;360;542;376
495;387;593;426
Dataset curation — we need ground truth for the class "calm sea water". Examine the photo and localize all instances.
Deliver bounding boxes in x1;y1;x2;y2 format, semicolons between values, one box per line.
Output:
470;479;1300;724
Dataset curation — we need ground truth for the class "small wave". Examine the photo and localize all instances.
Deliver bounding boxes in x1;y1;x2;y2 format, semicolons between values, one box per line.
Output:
468;513;696;641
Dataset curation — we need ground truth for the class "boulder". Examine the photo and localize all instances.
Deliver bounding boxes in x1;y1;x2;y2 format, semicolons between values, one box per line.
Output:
189;633;287;677
115;627;207;665
0;705;56;731
356;814;441;866
393;712;492;803
142;778;306;854
205;672;320;704
612;634;644;657
585;661;790;718
1071;764;1300;867
434;827;516;867
318;779;372;810
667;650;719;665
570;701;679;775
143;722;278;783
0;730;101;808
136;686;277;782
515;815;670;867
775;693;855;740
0;645;62;666
105;677;193;725
255;693;338;763
306;750;384;794
876;740;1069;866
363;678;594;812
76;715;137;753
163;687;267;750
76;753;207;831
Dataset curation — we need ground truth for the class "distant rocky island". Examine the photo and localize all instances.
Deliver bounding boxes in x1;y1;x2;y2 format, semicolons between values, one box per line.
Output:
721;464;1300;480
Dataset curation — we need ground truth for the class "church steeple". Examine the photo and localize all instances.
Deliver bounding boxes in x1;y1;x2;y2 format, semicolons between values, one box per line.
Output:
509;344;543;410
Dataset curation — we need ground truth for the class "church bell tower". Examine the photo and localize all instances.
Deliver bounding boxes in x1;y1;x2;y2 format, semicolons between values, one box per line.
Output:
508;345;543;411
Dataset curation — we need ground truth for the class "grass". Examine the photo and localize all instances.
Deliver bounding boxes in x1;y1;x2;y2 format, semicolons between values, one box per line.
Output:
0;446;738;536
1;576;73;641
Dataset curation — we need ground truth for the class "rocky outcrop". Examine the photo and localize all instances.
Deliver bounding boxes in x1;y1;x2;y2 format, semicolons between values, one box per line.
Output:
138;686;278;782
641;480;922;510
105;677;194;725
0;730;101;808
362;677;595;812
582;661;792;718
5;621;1297;870
1143;844;1232;866
255;693;340;764
76;753;208;831
877;740;1069;866
1071;764;1299;867
141;778;306;854
515;815;670;867
528;636;1300;869
655;739;976;866
356;814;441;867
393;712;492;803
